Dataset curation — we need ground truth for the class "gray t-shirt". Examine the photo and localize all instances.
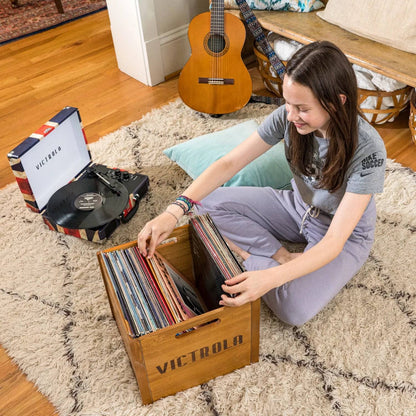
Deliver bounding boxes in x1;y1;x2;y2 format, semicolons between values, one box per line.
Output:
257;105;386;215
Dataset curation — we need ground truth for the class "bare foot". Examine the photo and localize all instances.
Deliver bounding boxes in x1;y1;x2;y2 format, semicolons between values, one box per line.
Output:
272;247;303;264
224;237;250;261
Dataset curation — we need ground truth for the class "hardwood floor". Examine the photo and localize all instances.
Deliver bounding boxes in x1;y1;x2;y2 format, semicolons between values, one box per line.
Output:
0;9;415;416
0;10;179;190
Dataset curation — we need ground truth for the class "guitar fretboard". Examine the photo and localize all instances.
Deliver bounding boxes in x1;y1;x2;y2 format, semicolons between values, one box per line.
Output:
210;0;224;35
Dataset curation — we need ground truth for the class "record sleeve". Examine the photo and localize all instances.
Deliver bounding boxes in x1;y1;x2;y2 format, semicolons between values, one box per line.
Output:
152;251;206;317
190;214;243;311
124;248;166;330
101;252;137;336
105;251;148;336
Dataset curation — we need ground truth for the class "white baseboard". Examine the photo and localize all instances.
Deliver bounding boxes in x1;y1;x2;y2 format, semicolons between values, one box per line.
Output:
159;25;191;78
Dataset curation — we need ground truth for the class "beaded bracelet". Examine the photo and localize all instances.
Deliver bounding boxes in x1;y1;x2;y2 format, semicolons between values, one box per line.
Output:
169;200;188;215
176;195;193;211
177;195;201;210
168;195;201;216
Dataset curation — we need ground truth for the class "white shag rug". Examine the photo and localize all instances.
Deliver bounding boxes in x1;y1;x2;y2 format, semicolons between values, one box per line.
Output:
1;100;415;416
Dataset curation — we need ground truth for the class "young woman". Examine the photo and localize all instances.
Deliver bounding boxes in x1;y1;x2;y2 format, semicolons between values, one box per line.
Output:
137;41;386;326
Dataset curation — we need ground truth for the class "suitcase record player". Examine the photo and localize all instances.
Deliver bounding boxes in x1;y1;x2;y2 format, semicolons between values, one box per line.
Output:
8;106;149;242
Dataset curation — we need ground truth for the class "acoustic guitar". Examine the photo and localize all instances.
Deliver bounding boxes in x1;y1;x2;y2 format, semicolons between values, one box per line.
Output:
178;0;252;115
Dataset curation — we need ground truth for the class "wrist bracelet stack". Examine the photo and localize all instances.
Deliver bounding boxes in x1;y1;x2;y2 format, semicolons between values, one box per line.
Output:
165;195;201;222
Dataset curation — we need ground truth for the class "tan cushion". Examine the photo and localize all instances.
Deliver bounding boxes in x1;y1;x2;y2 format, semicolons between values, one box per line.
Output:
317;0;416;54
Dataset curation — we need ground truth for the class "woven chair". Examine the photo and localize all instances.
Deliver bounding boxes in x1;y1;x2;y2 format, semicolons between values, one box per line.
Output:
11;0;64;13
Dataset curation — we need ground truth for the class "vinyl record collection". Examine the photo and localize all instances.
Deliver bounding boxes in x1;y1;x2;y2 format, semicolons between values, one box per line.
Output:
189;214;243;310
99;214;243;337
100;246;206;337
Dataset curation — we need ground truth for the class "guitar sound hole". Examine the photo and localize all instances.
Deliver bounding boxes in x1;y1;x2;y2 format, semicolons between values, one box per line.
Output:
204;33;229;56
208;34;225;53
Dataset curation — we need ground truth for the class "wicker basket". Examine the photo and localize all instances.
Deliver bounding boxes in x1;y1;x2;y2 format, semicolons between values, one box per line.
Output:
409;90;416;145
358;86;413;125
253;42;412;125
253;44;286;98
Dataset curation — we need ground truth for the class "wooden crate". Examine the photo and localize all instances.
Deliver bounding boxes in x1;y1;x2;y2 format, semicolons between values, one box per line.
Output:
97;224;260;404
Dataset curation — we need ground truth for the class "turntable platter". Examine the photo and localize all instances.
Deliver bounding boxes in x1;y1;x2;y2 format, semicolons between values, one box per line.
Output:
47;177;129;229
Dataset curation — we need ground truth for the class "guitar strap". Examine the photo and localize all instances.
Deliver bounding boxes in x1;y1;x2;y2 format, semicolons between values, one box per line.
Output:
234;0;285;105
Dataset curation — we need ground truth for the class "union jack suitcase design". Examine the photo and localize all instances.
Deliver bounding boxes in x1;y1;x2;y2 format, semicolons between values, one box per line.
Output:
8;106;148;242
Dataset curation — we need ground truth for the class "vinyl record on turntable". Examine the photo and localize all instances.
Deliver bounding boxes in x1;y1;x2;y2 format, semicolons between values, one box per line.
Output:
47;177;129;229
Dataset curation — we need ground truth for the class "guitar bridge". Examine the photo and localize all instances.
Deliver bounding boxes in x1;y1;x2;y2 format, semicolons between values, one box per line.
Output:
198;77;234;85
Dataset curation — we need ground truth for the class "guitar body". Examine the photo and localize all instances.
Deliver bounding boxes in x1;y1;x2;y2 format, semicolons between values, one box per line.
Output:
178;11;252;115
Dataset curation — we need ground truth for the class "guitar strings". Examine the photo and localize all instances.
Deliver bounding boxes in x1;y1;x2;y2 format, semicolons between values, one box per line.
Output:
210;0;226;84
211;0;218;83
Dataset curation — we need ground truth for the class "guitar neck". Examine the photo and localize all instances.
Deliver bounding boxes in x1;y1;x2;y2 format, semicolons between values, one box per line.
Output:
210;0;224;35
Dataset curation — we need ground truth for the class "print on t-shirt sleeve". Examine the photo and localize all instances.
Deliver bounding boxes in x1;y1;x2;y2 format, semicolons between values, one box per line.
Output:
346;150;386;194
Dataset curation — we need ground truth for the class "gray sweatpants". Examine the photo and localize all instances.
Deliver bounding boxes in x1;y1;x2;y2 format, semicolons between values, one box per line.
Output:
197;181;376;326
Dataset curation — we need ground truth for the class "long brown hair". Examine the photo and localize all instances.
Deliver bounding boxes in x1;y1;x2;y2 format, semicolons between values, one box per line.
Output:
285;41;359;192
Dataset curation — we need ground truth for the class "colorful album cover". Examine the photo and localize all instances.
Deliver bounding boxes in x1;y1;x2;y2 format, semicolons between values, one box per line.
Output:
152;252;206;317
146;256;189;321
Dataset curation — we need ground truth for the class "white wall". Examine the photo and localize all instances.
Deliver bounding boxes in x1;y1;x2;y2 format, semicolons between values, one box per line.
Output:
106;0;209;86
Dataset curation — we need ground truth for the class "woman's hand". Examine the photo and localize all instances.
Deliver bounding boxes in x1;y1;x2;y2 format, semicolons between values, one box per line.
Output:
137;211;178;258
219;269;277;307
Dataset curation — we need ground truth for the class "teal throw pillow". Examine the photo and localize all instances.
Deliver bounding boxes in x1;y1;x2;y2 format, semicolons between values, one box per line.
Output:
163;120;293;189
